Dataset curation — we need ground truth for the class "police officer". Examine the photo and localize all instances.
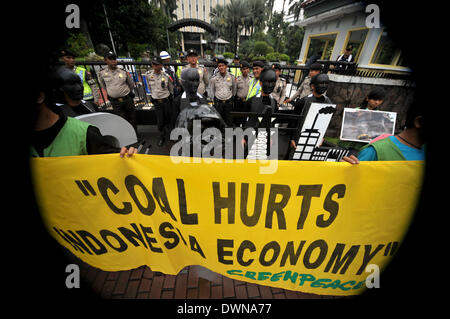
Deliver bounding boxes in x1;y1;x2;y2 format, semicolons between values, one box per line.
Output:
234;60;252;127
175;51;187;96
270;63;287;108
146;56;174;146
60;49;99;106
98;51;137;133
160;50;179;97
245;60;265;101
229;54;242;78
185;49;209;98
211;56;220;77
211;57;236;127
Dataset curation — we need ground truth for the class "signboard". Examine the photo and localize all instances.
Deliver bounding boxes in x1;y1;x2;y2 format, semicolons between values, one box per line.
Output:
31;154;423;296
340;108;396;143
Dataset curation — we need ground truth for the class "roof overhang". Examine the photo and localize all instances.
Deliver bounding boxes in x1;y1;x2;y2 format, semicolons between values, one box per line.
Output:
292;1;365;27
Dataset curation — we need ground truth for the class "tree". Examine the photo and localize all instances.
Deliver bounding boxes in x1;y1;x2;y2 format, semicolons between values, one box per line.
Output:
78;0;177;57
288;0;304;21
284;25;304;63
154;0;178;20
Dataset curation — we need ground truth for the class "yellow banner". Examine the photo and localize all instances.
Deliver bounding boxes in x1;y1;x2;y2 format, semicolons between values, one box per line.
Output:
31;155;423;296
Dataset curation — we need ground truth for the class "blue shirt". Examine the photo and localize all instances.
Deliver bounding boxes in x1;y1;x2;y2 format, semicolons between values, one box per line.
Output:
358;136;425;161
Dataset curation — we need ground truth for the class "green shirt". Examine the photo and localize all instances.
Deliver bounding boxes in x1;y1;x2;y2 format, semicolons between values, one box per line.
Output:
31;117;91;157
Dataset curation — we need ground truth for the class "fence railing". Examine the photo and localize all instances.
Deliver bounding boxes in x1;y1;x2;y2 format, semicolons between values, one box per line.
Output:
65;60;414;113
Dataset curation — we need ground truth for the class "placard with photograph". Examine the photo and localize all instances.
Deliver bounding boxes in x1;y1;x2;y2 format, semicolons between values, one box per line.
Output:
340;108;396;143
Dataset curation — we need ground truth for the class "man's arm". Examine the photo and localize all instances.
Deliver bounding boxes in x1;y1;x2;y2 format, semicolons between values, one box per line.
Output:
86;125;137;157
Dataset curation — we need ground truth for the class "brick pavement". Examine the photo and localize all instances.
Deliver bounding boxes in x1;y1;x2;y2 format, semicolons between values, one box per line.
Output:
71;254;347;299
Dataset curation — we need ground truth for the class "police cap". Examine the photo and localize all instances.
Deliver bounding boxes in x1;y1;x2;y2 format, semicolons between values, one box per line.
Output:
104;51;117;59
240;61;251;68
186;49;198;57
252;60;265;68
271;63;281;70
151;56;162;65
216;57;228;65
60;49;76;58
309;62;323;71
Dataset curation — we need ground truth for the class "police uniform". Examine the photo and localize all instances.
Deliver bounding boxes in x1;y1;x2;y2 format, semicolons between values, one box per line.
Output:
98;52;137;131
185;49;209;96
245;61;265;101
271;77;287;106
270;63;287;107
234;61;252;126
229;54;242;78
60;49;99;104
210;58;236;126
145;57;174;146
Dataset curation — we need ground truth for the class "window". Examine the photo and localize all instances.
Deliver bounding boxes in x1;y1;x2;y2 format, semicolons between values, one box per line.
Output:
305;33;338;61
343;28;369;62
371;31;407;67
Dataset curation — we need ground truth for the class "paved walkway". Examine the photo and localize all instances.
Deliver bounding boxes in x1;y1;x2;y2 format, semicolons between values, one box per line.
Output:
73;254;343;299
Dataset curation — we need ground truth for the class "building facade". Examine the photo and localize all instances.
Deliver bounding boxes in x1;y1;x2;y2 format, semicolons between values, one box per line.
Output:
292;0;411;76
175;0;231;55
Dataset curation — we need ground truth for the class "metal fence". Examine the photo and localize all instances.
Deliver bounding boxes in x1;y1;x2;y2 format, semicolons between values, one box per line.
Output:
68;60;414;114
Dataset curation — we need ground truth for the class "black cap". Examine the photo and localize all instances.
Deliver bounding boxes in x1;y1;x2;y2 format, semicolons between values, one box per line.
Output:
179;51;187;58
217;57;228;65
252;60;265;68
240;61;251;68
60;49;76;58
151;56;162;65
187;49;198;56
104;51;117;59
345;45;353;51
309;62;323;71
234;54;240;60
271;63;281;70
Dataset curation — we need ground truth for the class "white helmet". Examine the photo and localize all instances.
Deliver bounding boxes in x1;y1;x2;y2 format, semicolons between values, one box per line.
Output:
160;51;170;59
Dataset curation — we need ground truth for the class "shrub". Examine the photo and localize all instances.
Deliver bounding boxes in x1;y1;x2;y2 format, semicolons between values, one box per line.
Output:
223;52;235;59
279;53;290;63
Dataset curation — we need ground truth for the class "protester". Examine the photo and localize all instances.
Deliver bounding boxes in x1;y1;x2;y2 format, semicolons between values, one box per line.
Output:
341;103;425;163
288;73;332;150
52;66;97;117
31;67;137;158
358;87;386;110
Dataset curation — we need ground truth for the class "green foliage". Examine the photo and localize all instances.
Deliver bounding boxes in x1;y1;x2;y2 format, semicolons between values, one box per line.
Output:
80;0;178;57
252;55;266;62
254;41;273;56
222;52;235;59
128;43;148;59
279;53;290;62
266;52;280;62
64;32;93;58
